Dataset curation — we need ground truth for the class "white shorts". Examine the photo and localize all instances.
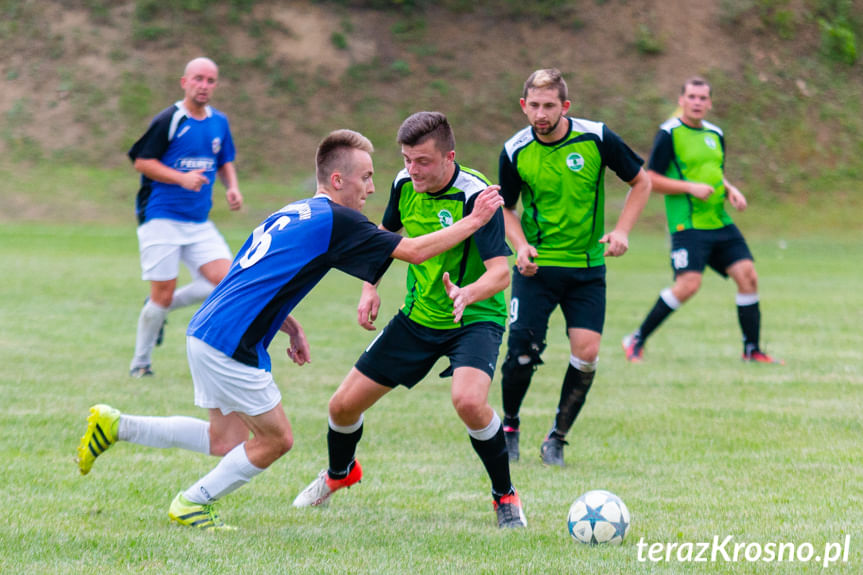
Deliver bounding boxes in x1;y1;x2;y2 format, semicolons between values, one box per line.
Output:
187;336;282;416
137;219;232;281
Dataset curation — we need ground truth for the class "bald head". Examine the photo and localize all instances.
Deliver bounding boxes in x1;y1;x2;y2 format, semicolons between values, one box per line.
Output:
181;57;219;113
184;57;218;78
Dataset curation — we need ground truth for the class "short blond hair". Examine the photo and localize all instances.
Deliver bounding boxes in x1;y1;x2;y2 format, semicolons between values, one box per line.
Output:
523;68;568;102
315;129;374;185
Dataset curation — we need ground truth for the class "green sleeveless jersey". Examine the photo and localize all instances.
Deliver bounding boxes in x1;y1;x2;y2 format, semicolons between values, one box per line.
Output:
382;164;510;329
649;118;733;232
500;117;643;268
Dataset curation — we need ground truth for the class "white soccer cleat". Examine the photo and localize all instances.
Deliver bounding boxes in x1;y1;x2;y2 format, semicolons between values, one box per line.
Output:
292;461;363;508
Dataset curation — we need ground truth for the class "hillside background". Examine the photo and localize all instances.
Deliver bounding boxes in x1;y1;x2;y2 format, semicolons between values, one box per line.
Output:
1;0;861;235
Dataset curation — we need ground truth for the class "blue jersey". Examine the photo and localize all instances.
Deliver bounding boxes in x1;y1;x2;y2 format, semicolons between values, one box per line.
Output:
187;196;402;370
128;101;236;224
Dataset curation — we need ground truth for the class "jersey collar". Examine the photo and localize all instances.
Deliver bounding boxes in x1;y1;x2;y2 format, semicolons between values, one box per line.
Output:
175;100;213;119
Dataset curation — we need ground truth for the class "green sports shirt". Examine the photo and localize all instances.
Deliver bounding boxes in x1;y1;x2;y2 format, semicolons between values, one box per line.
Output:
649;118;733;232
500;117;644;268
382;164;510;329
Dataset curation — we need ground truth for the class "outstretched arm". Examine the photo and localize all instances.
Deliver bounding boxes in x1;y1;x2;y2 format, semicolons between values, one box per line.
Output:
600;167;652;257
391;185;504;264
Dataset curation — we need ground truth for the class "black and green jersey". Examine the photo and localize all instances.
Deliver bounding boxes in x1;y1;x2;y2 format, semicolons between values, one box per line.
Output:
500;117;643;268
649;118;733;232
382;163;510;330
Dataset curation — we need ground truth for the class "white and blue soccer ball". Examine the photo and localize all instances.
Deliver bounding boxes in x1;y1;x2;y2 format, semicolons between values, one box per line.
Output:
567;489;631;545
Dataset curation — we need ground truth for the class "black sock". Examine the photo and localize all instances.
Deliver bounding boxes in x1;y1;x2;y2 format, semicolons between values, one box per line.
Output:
738;301;761;354
501;357;535;423
327;422;363;479
470;425;512;496
638;296;676;342
552;364;595;436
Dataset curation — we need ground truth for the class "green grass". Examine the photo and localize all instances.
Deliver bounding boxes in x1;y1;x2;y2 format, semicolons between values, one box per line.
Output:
1;223;861;574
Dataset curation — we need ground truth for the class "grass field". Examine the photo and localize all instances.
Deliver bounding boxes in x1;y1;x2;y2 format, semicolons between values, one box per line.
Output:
1;222;860;574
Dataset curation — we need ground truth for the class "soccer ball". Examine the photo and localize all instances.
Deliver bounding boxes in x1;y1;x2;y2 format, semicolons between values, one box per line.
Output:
567;489;631;545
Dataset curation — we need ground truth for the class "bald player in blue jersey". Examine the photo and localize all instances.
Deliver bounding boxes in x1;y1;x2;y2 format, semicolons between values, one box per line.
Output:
127;57;243;378
76;129;505;530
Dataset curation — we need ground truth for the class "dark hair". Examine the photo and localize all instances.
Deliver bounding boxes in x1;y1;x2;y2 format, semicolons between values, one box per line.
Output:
315;129;374;184
523;68;568;102
396;111;455;152
681;76;712;96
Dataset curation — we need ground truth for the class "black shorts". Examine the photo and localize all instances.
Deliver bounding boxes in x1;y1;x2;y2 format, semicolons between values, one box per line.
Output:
355;311;505;389
670;224;753;278
507;265;606;346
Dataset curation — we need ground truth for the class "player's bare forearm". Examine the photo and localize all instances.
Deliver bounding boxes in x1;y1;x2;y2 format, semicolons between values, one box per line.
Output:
503;207;538;275
392;187;504;264
357;281;381;331
648;170;711;199
218;163;243;210
135;158;209;191
616;168;652;235
464;256;510;304
442;256;509;322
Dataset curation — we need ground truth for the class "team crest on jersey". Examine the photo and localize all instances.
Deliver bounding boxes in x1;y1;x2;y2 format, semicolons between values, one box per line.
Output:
704;135;717;150
212;137;221;154
566;153;585;172
438;209;453;228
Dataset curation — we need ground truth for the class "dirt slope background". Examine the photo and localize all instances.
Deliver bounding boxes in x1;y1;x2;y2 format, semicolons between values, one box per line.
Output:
0;0;860;226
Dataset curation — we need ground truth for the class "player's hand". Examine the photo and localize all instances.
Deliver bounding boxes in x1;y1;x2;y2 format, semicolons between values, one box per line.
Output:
599;229;629;257
287;333;311;366
688;182;714;201
469;185;504;227
442;272;470;323
357;282;381;331
281;316;311;365
516;245;538;277
180;169;209;192
726;185;747;211
226;187;243;211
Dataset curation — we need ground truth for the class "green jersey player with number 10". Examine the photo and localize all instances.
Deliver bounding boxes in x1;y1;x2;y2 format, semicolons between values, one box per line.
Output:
498;68;651;467
293;112;527;529
622;76;782;365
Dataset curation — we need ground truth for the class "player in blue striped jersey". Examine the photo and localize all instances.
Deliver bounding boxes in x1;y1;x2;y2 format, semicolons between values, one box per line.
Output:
76;129;504;530
127;57;243;378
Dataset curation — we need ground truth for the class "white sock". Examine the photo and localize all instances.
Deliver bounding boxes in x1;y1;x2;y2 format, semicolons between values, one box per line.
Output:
118;414;210;454
660;287;682;310
169;277;215;311
130;300;168;369
570;354;598;372
467;411;501;441
183;443;263;504
736;292;759;306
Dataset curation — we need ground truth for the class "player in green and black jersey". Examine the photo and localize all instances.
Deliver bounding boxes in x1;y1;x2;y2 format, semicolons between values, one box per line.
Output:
498;69;652;466
294;112;527;528
622;76;782;365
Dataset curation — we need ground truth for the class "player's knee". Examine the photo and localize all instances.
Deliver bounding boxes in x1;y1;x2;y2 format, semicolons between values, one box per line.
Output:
502;332;545;375
272;430;294;457
451;392;486;423
674;275;702;300
328;394;360;425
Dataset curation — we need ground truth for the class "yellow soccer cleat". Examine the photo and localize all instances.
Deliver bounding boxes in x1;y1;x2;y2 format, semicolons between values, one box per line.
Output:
76;404;120;475
168;493;236;531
